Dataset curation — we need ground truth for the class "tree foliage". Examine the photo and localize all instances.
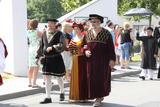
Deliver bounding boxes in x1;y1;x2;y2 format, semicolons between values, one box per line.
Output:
27;0;92;22
27;0;64;22
61;0;92;13
118;0;160;21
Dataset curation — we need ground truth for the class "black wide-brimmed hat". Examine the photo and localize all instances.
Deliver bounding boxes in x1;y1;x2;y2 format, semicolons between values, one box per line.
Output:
46;19;59;22
89;14;104;23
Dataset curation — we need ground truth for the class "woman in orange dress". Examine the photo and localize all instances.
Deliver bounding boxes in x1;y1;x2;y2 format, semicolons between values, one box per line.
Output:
69;22;88;101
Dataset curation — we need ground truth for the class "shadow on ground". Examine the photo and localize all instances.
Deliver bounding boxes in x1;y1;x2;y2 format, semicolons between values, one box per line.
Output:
112;74;140;82
52;101;134;107
102;102;134;107
0;104;28;107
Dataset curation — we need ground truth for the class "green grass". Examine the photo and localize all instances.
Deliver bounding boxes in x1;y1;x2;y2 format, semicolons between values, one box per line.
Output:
131;54;141;62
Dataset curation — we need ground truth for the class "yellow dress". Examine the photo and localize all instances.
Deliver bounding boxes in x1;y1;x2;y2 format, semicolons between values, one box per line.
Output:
69;38;85;100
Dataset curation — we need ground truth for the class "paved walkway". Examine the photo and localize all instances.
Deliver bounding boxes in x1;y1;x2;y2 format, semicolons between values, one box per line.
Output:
0;62;142;101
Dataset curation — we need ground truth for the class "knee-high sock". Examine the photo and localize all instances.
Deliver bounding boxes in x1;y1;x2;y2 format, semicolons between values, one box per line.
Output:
57;77;64;93
140;69;147;77
45;75;52;98
147;69;153;79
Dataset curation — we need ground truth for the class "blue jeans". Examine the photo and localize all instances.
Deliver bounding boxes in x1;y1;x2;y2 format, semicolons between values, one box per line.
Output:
120;42;131;60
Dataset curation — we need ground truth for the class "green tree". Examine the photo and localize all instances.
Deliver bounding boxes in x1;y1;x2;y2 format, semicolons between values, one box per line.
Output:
61;0;92;13
27;0;65;22
118;0;160;21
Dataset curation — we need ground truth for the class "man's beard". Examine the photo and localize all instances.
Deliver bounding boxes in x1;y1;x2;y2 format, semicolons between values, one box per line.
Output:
91;25;100;29
48;26;56;30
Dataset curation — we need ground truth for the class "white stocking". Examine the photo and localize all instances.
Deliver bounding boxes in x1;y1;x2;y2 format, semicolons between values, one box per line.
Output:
45;75;52;98
147;69;153;79
57;77;64;94
140;69;147;77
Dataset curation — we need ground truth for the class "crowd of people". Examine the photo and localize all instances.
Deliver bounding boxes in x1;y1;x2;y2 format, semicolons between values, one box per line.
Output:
1;13;160;107
27;14;116;106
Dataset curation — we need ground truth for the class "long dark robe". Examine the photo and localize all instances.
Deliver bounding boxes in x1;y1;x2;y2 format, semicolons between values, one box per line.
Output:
37;30;66;76
153;26;160;39
158;39;160;78
0;75;3;85
82;28;116;99
136;33;158;69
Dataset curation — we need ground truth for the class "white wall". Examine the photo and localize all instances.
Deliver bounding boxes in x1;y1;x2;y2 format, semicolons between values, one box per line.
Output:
0;0;28;76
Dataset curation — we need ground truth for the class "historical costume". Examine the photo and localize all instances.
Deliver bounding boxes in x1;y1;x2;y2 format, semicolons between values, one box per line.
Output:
36;19;66;104
157;38;160;78
0;38;8;85
83;14;116;106
153;22;160;78
137;27;158;80
153;22;160;39
69;22;88;101
36;22;66;76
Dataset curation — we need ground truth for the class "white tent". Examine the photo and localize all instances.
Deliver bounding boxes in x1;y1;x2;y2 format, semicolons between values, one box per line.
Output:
58;0;118;26
58;0;160;28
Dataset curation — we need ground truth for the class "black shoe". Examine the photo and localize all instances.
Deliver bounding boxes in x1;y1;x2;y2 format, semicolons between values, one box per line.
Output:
43;82;45;85
121;66;125;69
60;93;65;101
139;76;145;80
40;98;52;104
43;82;54;85
112;68;117;72
150;78;153;80
125;66;132;69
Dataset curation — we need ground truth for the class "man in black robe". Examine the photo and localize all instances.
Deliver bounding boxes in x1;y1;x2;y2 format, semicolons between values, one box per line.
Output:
36;19;66;104
137;27;158;80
